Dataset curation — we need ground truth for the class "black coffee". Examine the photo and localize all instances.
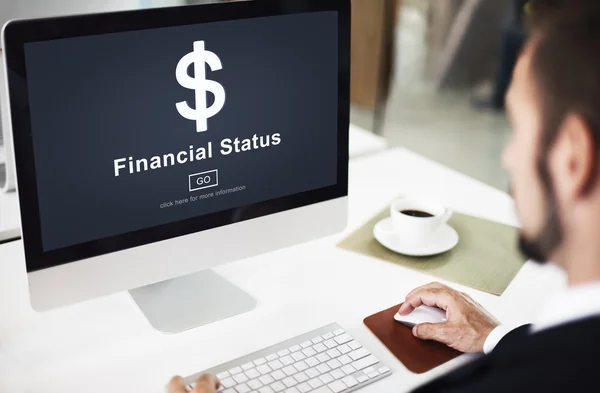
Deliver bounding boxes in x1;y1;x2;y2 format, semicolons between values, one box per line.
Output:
400;210;434;218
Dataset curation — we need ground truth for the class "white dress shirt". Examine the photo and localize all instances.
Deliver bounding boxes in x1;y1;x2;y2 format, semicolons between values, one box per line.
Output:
483;282;600;354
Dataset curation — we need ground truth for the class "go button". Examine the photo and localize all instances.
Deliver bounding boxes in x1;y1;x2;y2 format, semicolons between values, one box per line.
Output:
189;169;218;192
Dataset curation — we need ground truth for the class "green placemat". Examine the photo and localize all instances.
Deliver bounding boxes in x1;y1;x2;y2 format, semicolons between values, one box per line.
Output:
338;206;526;296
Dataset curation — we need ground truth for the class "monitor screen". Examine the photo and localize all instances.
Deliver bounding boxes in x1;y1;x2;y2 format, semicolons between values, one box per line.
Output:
22;11;339;252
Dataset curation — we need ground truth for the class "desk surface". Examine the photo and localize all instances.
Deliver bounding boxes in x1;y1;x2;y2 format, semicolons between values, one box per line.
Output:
0;125;384;244
0;148;565;393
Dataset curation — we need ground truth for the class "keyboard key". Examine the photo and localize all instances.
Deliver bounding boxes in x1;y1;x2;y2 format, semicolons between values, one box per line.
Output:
309;378;324;389
352;355;379;371
229;367;243;375
319;373;334;384
323;339;337;349
330;369;345;380
312;337;324;344
333;329;345;336
242;362;255;371
378;366;391;374
266;354;279;361
271;381;286;392
282;366;297;376
297;383;311;393
254;358;267;366
322;332;335;340
328;380;347;393
259;375;275;385
316;353;331;363
269;360;284;370
294;372;309;383
338;345;351;355
356;374;369;383
349;348;370;361
292;352;306;361
306;368;321;378
341;365;356;375
259;387;275;393
234;373;249;384
221;378;236;388
216;371;231;380
257;365;273;375
283;377;297;388
316;364;331;374
305;357;320;367
367;370;379;379
222;389;235;393
246;369;261;380
313;343;328;353
271;370;286;381
341;376;358;388
236;383;251;393
285;388;300;393
280;356;294;366
326;349;341;359
302;348;317;357
363;367;376;375
278;349;291;357
295;360;309;371
312;388;334;393
248;379;263;389
338;355;351;365
334;334;352;345
348;341;361;350
301;341;312;349
289;345;301;353
327;359;342;370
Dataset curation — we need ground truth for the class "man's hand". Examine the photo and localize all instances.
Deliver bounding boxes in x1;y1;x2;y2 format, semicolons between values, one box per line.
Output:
167;374;219;393
398;282;500;353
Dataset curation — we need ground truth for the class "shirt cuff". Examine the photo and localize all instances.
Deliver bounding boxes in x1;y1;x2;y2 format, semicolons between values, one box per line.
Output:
483;325;519;354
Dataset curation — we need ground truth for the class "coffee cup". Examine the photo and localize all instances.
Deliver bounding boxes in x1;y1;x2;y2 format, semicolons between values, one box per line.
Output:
383;196;452;247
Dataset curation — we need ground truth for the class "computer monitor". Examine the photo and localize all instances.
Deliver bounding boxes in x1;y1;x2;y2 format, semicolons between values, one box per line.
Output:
2;0;350;332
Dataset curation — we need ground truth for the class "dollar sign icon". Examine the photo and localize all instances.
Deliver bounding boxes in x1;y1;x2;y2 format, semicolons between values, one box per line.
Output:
176;41;226;132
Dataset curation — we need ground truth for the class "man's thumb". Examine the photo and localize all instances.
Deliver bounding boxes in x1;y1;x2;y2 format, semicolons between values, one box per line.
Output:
413;322;444;341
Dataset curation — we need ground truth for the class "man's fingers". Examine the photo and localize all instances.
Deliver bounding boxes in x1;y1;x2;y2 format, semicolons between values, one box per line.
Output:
412;322;450;343
193;374;219;393
400;288;454;315
166;376;188;393
405;282;447;300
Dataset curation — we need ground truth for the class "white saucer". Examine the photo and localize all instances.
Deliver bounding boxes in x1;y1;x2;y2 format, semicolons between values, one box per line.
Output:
373;217;459;257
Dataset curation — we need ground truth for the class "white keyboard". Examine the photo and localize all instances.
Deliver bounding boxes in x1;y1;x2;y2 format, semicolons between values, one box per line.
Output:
184;323;391;393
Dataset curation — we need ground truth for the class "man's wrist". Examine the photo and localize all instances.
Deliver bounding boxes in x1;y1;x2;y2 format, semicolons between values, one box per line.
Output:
483;324;522;354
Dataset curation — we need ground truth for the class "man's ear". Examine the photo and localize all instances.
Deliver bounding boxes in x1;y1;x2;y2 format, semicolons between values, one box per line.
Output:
553;114;596;201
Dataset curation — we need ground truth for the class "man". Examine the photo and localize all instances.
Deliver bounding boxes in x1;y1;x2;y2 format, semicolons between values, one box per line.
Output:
169;0;600;391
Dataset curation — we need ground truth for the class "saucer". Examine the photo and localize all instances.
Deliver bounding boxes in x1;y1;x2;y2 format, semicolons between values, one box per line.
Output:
373;217;459;257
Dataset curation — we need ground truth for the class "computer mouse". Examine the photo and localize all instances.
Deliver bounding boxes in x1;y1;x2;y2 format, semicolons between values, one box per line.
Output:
394;305;447;328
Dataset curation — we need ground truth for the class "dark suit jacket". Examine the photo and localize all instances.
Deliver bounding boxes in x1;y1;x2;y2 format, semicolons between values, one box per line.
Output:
412;317;600;392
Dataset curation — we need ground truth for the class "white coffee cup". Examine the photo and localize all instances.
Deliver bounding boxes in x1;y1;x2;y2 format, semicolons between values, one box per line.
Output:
384;196;453;247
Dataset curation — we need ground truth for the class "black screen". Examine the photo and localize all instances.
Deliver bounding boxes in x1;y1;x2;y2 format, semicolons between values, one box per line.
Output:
23;11;339;252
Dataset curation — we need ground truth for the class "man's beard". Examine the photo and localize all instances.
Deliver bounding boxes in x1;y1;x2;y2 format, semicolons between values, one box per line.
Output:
518;157;564;264
518;205;562;263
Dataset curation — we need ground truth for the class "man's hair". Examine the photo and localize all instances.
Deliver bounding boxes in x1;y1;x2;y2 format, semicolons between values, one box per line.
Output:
527;0;600;176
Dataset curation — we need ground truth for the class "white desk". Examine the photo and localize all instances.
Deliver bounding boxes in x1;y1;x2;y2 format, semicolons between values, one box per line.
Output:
0;148;565;393
0;190;19;242
348;124;387;159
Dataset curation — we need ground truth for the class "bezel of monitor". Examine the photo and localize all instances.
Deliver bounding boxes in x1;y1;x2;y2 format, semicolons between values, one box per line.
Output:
2;0;350;273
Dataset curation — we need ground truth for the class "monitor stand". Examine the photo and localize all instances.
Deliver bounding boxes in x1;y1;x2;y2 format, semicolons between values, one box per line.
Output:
129;270;257;333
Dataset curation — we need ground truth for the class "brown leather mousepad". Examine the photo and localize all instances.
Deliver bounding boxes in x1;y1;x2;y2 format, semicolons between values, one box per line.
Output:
364;303;461;374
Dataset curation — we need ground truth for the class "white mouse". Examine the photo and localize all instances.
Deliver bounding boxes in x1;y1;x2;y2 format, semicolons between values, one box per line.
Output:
394;305;447;328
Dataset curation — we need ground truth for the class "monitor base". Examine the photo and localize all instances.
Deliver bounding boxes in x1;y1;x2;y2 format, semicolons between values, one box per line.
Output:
129;270;257;333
